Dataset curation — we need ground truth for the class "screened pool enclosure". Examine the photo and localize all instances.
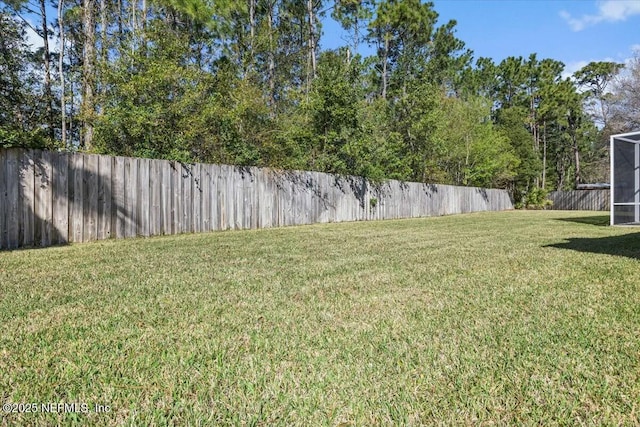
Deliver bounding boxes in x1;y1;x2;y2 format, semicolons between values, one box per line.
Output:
611;131;640;225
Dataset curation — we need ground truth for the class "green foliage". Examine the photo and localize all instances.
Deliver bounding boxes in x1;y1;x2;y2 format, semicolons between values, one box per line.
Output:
495;107;541;199
521;186;552;210
0;12;54;149
93;24;272;166
348;98;412;181
307;50;361;174
431;95;519;187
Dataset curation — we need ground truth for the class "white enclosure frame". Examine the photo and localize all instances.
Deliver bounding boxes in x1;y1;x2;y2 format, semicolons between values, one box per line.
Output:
610;130;640;225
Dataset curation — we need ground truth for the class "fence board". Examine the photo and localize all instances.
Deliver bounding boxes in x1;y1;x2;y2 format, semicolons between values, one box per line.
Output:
5;150;19;249
97;155;112;240
201;164;211;232
243;170;252;229
160;161;171;235
148;160;158;236
226;166;235;229
138;158;150;237
83;154;99;242
52;152;69;244
250;169;258;227
215;165;224;230
71;153;84;243
192;163;201;233
234;168;243;229
0;150;5;249
20;150;35;246
124;157;138;238
171;162;181;234
35;150;53;246
182;164;192;233
112;156;125;239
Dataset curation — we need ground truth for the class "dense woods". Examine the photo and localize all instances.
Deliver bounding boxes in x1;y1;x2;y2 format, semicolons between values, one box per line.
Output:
1;0;639;205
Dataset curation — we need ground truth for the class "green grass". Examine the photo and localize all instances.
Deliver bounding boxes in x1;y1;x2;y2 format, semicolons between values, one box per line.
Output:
1;210;639;425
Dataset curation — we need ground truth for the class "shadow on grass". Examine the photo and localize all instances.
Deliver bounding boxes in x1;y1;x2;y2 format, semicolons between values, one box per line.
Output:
554;215;610;227
546;232;640;260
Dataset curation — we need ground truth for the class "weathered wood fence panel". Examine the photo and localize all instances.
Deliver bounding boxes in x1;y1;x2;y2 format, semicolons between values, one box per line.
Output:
548;190;609;211
0;148;514;250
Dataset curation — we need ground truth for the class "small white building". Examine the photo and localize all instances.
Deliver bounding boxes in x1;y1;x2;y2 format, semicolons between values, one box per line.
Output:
611;131;640;225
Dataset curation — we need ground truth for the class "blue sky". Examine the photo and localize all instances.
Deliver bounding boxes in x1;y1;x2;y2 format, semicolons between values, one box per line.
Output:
320;0;640;76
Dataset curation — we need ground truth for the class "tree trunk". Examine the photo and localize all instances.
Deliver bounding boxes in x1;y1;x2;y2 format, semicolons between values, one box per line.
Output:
267;0;276;113
117;0;123;48
381;35;388;99
141;0;147;30
58;0;67;148
542;121;546;189
573;135;580;188
99;0;107;109
306;0;317;90
39;0;54;141
82;0;95;150
249;0;256;72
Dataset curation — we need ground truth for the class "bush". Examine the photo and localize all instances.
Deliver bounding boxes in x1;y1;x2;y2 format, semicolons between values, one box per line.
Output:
522;187;553;210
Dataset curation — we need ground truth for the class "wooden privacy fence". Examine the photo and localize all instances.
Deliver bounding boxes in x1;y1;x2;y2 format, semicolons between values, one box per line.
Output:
548;190;609;211
0;148;513;250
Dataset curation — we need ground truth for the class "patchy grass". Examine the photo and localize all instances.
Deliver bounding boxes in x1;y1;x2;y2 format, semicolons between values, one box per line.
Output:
1;210;639;425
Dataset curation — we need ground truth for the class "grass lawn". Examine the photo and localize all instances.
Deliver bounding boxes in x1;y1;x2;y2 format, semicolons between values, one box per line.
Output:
1;210;639;425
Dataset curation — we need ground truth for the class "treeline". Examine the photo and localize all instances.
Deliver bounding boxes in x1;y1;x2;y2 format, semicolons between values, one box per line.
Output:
1;0;639;205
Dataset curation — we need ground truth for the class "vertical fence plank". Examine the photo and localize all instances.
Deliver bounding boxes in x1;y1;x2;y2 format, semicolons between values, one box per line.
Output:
225;165;235;229
258;169;268;228
0;150;6;249
112;156;125;239
20;149;35;247
84;154;99;242
138;158;150;237
71;153;84;243
243;170;252;229
252;169;260;229
171;162;181;234
192;162;201;233
97;155;112;240
5;149;20;249
52;152;69;244
124;156;138;238
214;165;222;230
234;168;243;229
218;165;228;230
201;164;211;232
159;160;170;235
182;163;192;233
149;159;161;236
271;172;280;227
35;150;53;246
209;165;220;230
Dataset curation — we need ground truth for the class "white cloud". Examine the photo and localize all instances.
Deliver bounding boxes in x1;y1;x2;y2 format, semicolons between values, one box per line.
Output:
23;19;59;54
562;45;638;81
560;0;640;31
25;25;45;52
